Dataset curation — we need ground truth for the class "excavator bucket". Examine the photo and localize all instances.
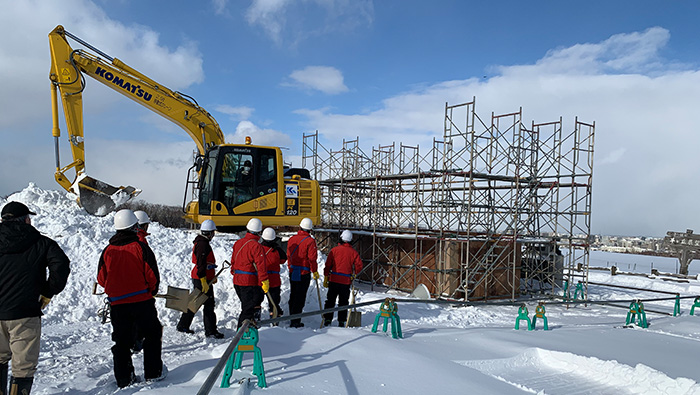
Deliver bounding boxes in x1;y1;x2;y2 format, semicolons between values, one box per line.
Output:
76;176;140;216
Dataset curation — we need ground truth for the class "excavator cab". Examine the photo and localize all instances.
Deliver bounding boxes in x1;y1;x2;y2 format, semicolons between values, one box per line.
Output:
184;142;320;229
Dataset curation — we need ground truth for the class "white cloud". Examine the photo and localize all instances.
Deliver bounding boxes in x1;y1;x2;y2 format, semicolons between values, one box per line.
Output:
294;27;700;237
0;0;204;129
286;66;349;94
212;0;229;15
499;27;672;77
245;0;290;44
228;120;293;149
245;0;373;46
215;105;254;121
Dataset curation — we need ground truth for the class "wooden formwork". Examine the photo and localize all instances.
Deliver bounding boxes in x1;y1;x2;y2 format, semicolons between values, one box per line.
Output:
316;230;522;300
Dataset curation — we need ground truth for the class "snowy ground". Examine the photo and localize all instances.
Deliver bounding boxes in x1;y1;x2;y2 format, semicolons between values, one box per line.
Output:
5;184;700;394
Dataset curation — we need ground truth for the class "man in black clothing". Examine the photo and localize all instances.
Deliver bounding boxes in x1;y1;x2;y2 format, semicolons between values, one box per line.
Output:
0;201;70;395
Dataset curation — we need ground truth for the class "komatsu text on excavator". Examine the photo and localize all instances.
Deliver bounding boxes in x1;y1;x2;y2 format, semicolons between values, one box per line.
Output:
48;25;320;230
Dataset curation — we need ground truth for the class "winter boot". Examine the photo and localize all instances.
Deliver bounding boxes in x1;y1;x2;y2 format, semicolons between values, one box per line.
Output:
206;331;224;339
0;363;7;395
9;376;33;395
116;372;139;389
145;364;168;383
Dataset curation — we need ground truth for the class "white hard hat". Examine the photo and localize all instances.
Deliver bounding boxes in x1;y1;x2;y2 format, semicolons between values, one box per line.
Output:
201;219;216;232
300;217;313;231
246;218;263;233
340;230;353;242
114;209;138;230
262;227;276;241
134;210;150;225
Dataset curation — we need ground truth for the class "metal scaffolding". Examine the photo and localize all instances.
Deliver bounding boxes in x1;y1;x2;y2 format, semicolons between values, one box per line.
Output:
303;98;595;301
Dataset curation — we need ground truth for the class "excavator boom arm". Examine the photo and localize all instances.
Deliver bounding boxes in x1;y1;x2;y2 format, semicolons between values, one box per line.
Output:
48;25;225;215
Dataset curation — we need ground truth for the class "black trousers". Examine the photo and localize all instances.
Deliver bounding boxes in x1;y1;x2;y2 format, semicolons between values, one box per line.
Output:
288;273;311;326
177;279;218;335
267;286;283;317
323;282;351;324
110;298;163;386
234;285;264;329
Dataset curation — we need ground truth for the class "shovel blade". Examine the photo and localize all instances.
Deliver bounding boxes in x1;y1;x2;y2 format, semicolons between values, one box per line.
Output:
347;311;362;327
162;286;190;313
188;289;209;313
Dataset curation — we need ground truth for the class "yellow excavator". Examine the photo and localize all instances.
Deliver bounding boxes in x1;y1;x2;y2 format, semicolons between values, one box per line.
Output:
48;25;320;229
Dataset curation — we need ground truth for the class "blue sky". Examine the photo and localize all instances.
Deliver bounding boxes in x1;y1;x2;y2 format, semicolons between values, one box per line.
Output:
2;0;700;237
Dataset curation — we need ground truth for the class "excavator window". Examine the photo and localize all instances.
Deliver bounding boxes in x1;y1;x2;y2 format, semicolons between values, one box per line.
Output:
256;153;277;196
198;150;218;213
218;153;254;209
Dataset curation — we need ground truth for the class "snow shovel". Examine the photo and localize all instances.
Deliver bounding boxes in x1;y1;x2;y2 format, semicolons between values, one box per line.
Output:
347;284;362;328
93;281;190;313
188;260;231;313
156;286;190;313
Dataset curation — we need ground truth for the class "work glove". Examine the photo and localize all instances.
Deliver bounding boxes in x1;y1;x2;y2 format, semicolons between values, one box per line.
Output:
39;295;51;310
211;277;218;284
200;277;210;294
312;271;320;280
323;277;329;288
261;279;270;294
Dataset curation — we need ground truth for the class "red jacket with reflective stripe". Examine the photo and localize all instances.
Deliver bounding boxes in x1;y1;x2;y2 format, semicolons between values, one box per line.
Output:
261;242;286;288
231;232;268;286
191;235;216;280
97;231;159;305
323;242;363;285
286;230;317;276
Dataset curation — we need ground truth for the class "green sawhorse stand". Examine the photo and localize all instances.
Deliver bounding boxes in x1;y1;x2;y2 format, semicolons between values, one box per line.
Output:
690;297;700;316
625;299;648;328
531;302;549;330
371;298;402;339
221;326;267;388
515;304;532;330
674;294;681;316
573;281;585;300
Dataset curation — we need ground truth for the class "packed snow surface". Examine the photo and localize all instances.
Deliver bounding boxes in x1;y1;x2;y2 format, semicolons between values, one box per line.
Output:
5;184;700;394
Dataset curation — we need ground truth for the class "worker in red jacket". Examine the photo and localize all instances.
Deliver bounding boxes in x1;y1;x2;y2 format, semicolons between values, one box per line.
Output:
134;210;150;245
286;217;318;328
322;230;363;327
177;219;224;338
97;209;166;388
261;227;286;320
231;218;268;329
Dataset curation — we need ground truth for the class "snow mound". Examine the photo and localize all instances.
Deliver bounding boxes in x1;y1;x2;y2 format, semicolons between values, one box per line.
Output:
459;347;700;395
1;184;245;327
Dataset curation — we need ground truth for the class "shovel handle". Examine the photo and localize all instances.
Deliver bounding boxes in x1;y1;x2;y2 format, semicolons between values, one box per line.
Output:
212;260;231;280
265;292;279;319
